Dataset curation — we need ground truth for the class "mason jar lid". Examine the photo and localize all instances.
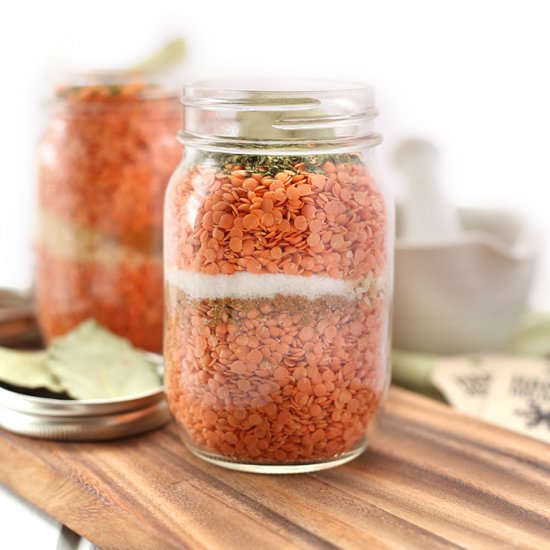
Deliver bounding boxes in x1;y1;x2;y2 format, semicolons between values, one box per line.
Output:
179;78;382;155
0;355;171;441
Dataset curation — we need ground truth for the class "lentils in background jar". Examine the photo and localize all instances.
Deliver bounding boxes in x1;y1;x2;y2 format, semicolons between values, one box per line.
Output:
36;78;181;352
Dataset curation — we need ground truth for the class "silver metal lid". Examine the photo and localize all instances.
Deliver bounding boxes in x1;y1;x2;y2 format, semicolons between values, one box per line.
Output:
0;355;171;441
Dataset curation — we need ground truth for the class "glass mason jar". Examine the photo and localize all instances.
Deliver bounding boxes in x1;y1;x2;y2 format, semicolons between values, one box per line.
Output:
164;79;393;472
36;71;181;352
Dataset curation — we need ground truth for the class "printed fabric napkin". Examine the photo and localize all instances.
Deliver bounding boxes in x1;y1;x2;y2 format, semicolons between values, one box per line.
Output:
392;312;550;443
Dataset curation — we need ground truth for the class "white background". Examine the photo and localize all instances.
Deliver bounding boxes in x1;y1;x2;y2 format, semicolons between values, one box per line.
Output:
1;0;550;307
0;0;549;546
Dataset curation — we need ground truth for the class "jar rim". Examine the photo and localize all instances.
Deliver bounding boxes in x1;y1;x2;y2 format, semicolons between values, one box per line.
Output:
51;69;179;103
182;78;375;111
185;78;373;95
180;78;381;154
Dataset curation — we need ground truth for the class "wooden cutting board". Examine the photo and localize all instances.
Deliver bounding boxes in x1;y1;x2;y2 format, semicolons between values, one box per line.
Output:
0;386;548;550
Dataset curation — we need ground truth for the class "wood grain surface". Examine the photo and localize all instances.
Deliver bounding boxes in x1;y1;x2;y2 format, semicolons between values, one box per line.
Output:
0;387;548;550
0;289;40;348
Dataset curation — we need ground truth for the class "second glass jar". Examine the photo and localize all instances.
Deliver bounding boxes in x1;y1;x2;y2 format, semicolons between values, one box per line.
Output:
164;80;392;472
36;71;181;352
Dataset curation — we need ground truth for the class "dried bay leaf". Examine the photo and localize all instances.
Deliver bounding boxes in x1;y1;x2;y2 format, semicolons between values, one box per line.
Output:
47;320;162;400
132;37;186;72
0;348;64;393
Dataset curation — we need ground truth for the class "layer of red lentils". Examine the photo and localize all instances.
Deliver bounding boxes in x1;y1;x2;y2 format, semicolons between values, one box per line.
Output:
165;155;386;279
36;249;164;353
36;81;181;352
164;154;389;464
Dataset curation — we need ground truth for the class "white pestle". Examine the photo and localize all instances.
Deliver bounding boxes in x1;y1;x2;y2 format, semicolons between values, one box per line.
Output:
394;139;461;242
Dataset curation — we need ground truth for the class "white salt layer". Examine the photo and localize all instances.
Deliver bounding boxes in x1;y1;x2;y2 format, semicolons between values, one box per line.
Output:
165;270;356;300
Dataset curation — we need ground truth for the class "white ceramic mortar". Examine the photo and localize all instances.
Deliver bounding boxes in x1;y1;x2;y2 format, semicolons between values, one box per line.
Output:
393;207;538;354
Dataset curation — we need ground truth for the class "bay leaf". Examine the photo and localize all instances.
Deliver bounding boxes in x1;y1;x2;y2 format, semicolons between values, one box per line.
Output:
0;348;64;393
47;320;162;400
132;37;186;72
